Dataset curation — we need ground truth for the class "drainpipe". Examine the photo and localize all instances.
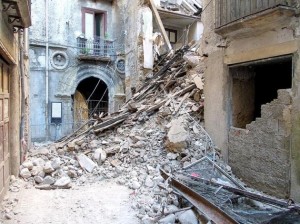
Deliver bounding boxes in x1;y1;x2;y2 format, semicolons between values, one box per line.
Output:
20;31;25;162
45;0;49;140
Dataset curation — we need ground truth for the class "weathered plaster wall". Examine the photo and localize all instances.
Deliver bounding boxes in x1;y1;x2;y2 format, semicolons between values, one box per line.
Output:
231;67;255;128
201;0;300;200
122;0;153;99
29;0;126;141
229;89;292;198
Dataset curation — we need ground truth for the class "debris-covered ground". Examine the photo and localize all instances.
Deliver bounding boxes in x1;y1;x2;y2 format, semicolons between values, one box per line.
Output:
1;44;300;223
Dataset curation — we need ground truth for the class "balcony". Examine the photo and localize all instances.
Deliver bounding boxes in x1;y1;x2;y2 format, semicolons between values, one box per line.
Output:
77;36;115;61
215;0;297;38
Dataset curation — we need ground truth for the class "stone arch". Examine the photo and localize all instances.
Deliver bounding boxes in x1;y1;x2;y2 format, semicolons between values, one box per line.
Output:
56;64;125;112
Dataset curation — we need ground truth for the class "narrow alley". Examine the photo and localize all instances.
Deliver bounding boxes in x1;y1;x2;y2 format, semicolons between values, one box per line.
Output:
0;0;300;223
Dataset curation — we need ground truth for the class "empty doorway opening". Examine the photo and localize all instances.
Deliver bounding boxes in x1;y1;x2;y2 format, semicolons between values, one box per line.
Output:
230;55;292;129
73;77;109;123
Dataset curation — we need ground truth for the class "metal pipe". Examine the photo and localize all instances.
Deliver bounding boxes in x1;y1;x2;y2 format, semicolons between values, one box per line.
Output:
19;31;26;161
45;0;49;140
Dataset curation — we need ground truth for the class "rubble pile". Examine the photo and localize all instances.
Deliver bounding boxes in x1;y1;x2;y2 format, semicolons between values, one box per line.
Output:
19;44;212;222
17;44;300;223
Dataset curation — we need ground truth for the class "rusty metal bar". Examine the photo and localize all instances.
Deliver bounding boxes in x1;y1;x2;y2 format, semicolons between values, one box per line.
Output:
176;173;300;211
160;169;239;224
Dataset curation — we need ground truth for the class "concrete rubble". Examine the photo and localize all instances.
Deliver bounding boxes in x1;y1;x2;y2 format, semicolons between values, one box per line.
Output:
15;44;210;223
12;43;300;223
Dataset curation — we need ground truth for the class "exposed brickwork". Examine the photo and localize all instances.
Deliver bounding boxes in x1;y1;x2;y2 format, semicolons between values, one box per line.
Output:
229;89;292;198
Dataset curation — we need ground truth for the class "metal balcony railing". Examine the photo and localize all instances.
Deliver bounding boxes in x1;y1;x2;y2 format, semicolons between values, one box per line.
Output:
77;36;115;58
215;0;296;28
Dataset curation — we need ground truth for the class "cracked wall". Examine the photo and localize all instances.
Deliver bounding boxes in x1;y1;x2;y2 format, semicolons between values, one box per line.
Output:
201;0;300;200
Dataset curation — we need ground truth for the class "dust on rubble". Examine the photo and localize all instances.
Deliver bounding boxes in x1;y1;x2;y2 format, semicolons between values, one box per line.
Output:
3;45;210;223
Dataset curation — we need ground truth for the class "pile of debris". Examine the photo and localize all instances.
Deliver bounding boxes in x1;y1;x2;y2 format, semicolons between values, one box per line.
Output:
18;43;300;223
18;44;209;222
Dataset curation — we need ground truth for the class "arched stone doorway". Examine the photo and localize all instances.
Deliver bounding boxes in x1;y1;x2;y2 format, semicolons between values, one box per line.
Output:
55;64;125;137
73;77;109;124
56;64;125;113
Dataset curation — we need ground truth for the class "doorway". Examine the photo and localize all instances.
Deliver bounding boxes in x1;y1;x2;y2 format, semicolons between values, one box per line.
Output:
73;77;109;124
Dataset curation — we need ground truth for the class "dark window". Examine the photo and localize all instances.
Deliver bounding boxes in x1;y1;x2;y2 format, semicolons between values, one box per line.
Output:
165;28;177;44
230;56;292;128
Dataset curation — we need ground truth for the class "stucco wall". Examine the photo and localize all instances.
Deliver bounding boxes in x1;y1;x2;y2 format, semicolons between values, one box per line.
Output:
29;0;126;141
201;0;300;200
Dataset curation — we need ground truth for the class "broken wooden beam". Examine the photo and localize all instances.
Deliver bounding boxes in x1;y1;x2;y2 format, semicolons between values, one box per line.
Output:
93;113;130;130
148;0;172;51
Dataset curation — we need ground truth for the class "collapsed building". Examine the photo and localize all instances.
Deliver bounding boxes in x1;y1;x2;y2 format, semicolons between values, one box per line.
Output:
201;0;300;201
5;0;300;222
29;0;203;142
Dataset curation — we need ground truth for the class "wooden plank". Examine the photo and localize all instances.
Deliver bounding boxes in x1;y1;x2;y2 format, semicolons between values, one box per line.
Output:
251;0;258;13
215;0;220;27
148;0;172;51
240;0;246;17
222;0;227;26
262;0;269;9
0;63;2;93
230;0;237;21
226;0;231;24
245;0;251;16
0;60;9;201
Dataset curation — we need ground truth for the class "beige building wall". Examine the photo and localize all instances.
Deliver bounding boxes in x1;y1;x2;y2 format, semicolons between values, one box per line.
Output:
201;0;300;200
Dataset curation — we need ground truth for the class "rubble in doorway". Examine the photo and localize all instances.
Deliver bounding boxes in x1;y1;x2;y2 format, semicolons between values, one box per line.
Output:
17;43;300;223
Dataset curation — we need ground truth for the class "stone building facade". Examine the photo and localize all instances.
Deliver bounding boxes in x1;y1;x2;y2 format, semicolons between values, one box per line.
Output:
29;0;126;141
201;0;300;200
29;0;203;141
0;0;31;199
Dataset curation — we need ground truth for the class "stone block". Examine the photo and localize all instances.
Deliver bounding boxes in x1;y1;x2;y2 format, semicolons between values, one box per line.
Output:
77;154;97;173
165;116;189;153
177;210;198;224
277;89;292;105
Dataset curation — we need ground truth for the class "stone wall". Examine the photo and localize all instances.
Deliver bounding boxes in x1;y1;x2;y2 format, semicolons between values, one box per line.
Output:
229;89;292;198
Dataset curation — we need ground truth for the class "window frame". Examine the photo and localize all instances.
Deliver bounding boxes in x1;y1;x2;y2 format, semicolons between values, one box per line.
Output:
165;28;177;44
81;7;107;38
